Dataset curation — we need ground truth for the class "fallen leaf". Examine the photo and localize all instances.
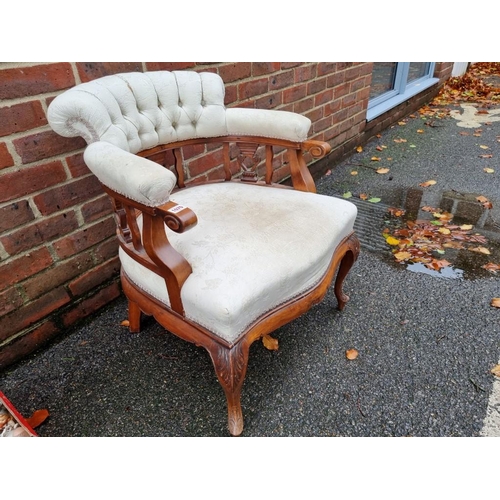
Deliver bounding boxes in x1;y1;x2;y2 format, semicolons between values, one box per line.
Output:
26;409;49;429
460;224;473;230
394;138;407;143
343;191;352;199
419;180;437;187
480;154;493;158
484;168;495;173
417;129;424;133
483;262;500;273
371;156;381;161
346;348;359;360
394;251;412;261
120;320;130;327
469;246;491;255
480;145;489;149
262;334;279;351
325;169;332;176
359;193;368;200
351;170;358;176
388;207;406;217
368;197;381;203
491;298;500;308
376;167;390;174
356;146;363;153
438;227;451;235
491;364;500;376
386;236;400;246
398;121;406;126
376;146;383;151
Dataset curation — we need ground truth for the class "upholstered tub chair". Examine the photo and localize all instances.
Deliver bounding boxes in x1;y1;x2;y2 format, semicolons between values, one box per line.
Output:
47;70;360;436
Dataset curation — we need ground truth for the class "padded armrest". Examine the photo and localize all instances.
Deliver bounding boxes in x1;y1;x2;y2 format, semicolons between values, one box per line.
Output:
225;108;311;142
84;141;177;207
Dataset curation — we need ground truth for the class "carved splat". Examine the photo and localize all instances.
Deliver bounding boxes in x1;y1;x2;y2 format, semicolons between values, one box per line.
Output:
237;142;261;182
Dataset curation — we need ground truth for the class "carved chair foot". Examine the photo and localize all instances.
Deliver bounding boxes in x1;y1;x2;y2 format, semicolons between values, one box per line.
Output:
128;299;142;333
334;233;360;311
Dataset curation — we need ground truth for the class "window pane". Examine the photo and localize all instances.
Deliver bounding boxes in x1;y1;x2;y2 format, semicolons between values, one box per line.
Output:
408;62;428;82
369;62;397;99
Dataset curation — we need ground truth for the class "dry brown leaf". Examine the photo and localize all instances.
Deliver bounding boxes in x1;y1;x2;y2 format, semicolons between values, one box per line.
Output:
491;298;500;308
483;262;500;273
419;180;437;187
376;167;390;174
480;145;489;149
262;334;279;351
394;251;412;261
491;364;500;376
460;224;473;230
359;193;369;200
26;409;49;429
484;168;495;173
371;156;381;161
417;129;424;133
438;227;451;235
351;170;358;176
346;348;359;360
356;146;363;153
376;145;383;151
469;246;491;255
120;320;130;327
480;154;493;158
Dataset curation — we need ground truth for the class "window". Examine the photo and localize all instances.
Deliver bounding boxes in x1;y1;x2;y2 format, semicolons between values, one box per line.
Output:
367;62;438;121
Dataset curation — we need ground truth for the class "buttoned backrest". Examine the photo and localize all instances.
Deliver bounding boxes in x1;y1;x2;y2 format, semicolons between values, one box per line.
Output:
48;71;228;154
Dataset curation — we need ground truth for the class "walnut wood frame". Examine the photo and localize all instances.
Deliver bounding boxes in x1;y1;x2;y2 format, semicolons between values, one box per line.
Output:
104;134;360;436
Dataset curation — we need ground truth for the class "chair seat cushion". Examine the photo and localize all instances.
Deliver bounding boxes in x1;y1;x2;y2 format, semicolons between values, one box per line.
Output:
119;182;357;343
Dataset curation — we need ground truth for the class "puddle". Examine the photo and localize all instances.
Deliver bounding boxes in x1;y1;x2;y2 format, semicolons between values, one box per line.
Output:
380;187;500;280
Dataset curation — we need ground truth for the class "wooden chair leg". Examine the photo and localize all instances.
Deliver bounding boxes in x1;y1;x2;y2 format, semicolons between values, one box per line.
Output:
207;341;250;436
128;299;142;333
334;233;360;311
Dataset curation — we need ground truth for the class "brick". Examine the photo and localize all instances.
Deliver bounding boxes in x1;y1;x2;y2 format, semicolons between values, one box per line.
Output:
81;194;113;223
327;71;345;88
13;130;86;164
312;116;333;134
76;62;143;83
145;62;196;71
186;148;225;178
0;101;47;137
295;65;316;83
238;78;269;101
0;63;75;100
1;211;79;256
218;63;252;83
283;84;307;104
33;175;103;215
281;63;302;69
66;152;91;178
93;237;119;264
68;256;120;296
0;200;35;233
255;92;283;110
0;247;53;289
22;251;94;300
182;143;206;161
0;142;14;169
317;63;338;76
308;77;327;95
333;83;350;100
224;84;238;105
0;320;59;369
269;70;294;91
0;161;66;203
0;286;70;342
62;281;121;327
53;216;116;259
252;62;281;76
0;286;24;317
293;97;314;115
314;89;334;107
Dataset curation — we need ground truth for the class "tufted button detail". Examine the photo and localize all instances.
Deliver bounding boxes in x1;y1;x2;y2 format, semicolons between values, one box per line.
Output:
201;100;206;106
178;100;182;106
172;122;177;129
191;120;197;126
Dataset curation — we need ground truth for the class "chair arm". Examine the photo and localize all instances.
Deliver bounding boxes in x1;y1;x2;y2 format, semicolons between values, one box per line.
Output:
225;108;311;143
84;141;177;207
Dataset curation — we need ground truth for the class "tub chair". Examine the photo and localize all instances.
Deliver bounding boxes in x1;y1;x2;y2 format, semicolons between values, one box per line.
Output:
47;70;359;436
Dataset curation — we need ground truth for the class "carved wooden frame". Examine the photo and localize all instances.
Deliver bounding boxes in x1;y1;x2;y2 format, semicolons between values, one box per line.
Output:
103;134;360;435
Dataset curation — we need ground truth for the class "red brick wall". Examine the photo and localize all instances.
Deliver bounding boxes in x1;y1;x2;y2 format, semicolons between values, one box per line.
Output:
0;62;451;368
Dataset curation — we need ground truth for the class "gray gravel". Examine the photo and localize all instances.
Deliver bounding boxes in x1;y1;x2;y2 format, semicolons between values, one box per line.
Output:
1;104;499;437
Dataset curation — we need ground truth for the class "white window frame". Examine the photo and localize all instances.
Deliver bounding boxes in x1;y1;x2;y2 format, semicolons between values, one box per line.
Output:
367;62;439;121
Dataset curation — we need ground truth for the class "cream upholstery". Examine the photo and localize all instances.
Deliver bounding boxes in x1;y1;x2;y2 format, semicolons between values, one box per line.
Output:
48;70;311;153
119;182;357;342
